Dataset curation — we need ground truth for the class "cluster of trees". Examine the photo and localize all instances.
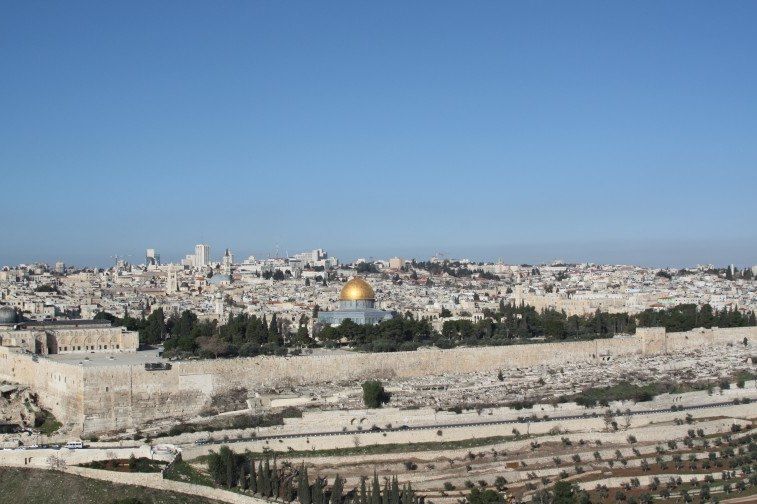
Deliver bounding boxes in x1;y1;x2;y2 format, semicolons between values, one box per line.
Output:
97;300;755;357
96;309;312;357
94;309;165;346
33;284;59;293
636;303;756;332
410;260;498;279
161;311;313;358
321;302;755;352
262;269;289;281
355;262;380;274
439;302;636;345
318;317;435;352
206;447;421;504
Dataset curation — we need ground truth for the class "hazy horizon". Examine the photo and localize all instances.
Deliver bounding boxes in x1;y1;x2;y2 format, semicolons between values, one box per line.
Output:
2;235;756;270
2;2;756;268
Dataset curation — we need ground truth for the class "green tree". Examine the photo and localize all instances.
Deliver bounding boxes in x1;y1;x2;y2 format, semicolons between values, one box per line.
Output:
467;488;503;504
362;380;390;408
552;481;576;504
139;308;166;345
331;474;343;504
298;465;311;504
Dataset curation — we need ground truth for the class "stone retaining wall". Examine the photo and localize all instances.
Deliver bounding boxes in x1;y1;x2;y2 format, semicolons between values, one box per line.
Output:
1;326;753;434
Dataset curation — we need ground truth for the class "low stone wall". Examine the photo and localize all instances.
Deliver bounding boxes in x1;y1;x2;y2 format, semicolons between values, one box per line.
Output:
180;403;756;460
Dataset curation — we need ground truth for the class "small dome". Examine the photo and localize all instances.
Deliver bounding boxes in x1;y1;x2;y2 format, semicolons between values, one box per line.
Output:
208;274;231;285
0;305;17;324
339;277;375;301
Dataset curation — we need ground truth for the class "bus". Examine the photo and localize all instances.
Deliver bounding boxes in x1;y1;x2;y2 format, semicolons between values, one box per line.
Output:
65;441;83;449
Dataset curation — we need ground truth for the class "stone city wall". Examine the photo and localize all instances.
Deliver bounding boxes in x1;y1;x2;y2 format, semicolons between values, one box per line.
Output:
0;347;83;425
3;326;754;434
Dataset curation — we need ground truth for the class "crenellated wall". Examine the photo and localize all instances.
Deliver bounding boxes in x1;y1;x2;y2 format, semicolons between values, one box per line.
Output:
2;326;754;434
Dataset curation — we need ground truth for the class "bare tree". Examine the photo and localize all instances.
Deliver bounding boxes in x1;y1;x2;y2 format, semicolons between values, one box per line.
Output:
46;455;67;471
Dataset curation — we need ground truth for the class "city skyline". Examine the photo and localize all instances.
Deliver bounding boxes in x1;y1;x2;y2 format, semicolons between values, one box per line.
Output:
3;237;756;270
2;2;756;267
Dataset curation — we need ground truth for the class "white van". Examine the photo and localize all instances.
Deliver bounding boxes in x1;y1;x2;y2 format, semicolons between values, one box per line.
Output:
65;441;83;449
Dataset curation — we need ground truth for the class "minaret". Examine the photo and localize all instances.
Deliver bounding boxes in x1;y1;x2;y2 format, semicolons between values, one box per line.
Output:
214;292;224;317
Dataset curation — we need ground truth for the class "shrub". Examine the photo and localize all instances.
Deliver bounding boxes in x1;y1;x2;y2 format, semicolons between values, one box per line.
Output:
362;380;390;408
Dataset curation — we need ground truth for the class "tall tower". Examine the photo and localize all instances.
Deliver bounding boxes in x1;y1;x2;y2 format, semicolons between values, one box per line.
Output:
166;267;178;293
146;248;160;267
194;244;211;268
221;248;234;275
214;292;224;317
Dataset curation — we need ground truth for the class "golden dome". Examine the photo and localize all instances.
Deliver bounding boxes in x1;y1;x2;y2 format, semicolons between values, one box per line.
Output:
339;277;375;301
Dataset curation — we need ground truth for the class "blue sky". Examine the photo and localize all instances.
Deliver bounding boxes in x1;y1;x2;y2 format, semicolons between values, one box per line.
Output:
1;1;756;267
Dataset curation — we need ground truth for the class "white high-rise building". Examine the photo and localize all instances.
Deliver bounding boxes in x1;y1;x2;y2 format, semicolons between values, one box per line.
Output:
146;248;160;267
194;244;211;268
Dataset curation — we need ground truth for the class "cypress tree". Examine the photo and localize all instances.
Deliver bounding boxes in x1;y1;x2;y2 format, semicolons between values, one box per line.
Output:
263;457;272;497
371;472;381;504
256;461;265;496
271;457;280;498
299;465;311;504
249;458;258;494
382;480;390;504
283;474;294;502
331;474;343;504
359;477;368;504
240;464;248;490
224;448;235;488
390;477;400;504
312;476;324;504
401;484;413;504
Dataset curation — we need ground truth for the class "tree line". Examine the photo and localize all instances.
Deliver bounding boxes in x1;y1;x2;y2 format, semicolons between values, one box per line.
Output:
95;309;313;357
206;447;422;504
95;301;755;356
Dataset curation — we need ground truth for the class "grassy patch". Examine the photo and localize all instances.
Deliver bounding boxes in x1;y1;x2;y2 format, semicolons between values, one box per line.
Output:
734;369;757;387
80;457;166;473
0;466;223;504
163;459;215;487
568;380;712;407
164;411;289;438
36;410;62;435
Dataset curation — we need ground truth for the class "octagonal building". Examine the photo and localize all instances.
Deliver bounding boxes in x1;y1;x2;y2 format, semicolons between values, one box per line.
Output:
317;277;394;326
